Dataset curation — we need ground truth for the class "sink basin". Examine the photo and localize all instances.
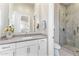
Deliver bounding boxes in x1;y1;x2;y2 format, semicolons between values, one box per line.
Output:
22;37;33;40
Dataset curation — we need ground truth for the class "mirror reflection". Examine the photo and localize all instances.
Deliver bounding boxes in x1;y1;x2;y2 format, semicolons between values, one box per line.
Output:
0;3;48;37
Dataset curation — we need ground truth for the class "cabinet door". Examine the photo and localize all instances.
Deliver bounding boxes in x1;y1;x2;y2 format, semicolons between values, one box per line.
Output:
27;45;38;56
26;40;39;56
15;47;27;56
15;40;39;56
38;39;47;56
0;50;14;56
0;43;15;52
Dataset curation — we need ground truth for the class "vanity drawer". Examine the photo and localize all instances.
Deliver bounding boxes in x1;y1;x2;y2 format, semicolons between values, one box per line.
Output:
16;40;38;48
16;41;26;48
0;43;15;52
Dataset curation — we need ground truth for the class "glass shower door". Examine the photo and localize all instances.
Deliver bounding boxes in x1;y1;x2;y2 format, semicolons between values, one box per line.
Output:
65;19;75;47
74;19;79;49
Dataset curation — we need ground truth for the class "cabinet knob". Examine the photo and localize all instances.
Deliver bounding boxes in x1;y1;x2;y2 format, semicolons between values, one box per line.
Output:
38;46;40;50
27;47;30;53
53;36;54;39
13;51;15;56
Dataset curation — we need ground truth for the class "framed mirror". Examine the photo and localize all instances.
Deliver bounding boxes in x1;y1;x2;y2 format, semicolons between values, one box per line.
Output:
20;15;30;33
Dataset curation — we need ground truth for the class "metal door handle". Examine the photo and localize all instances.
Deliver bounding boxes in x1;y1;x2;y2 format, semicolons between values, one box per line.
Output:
27;47;30;53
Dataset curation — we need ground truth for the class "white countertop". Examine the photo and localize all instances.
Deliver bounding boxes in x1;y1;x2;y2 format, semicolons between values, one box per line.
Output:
0;34;47;45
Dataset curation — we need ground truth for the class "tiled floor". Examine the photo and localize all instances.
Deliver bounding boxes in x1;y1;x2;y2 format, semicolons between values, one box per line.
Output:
59;47;74;56
59;45;79;56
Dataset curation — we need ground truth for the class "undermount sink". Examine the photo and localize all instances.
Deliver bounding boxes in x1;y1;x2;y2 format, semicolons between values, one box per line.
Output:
22;37;33;39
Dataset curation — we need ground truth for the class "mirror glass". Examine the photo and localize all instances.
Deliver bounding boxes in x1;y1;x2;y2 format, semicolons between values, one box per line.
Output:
0;3;48;37
9;3;39;34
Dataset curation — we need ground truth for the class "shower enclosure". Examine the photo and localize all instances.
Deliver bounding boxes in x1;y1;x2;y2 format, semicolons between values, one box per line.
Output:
62;4;79;49
55;3;79;55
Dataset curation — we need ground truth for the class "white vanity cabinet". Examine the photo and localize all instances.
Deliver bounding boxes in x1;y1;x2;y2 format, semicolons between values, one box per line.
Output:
15;40;39;56
38;39;47;56
15;38;47;56
0;50;14;56
25;41;39;56
0;43;15;56
27;45;38;56
0;38;47;56
15;47;28;56
15;41;28;56
15;45;38;56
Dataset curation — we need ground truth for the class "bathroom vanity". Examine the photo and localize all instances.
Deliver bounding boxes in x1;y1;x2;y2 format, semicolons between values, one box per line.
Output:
0;33;48;56
0;3;50;56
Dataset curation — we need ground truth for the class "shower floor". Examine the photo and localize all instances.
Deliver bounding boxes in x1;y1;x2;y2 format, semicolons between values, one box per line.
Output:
59;45;79;56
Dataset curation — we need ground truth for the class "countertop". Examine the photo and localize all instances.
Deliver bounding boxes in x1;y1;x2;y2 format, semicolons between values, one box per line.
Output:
0;33;47;45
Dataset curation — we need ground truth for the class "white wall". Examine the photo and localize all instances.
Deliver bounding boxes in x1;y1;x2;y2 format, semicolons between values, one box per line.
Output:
48;4;54;56
13;3;34;15
0;3;9;37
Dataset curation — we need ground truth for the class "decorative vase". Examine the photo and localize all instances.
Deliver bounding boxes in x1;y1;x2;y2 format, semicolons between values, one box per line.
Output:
6;32;13;38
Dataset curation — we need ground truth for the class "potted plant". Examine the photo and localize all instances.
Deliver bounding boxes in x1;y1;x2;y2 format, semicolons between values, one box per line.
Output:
4;25;14;38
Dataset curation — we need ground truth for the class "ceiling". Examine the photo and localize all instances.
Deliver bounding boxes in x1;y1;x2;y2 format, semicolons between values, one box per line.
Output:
60;3;72;7
13;3;35;7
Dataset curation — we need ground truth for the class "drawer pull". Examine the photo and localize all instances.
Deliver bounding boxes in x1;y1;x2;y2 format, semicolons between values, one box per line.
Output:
2;46;10;49
38;46;40;50
27;47;30;53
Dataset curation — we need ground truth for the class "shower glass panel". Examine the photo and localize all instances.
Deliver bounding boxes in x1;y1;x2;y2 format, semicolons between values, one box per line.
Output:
55;3;79;56
66;20;75;47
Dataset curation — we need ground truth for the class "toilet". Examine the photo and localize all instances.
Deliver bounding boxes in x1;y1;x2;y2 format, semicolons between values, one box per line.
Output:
54;43;61;56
